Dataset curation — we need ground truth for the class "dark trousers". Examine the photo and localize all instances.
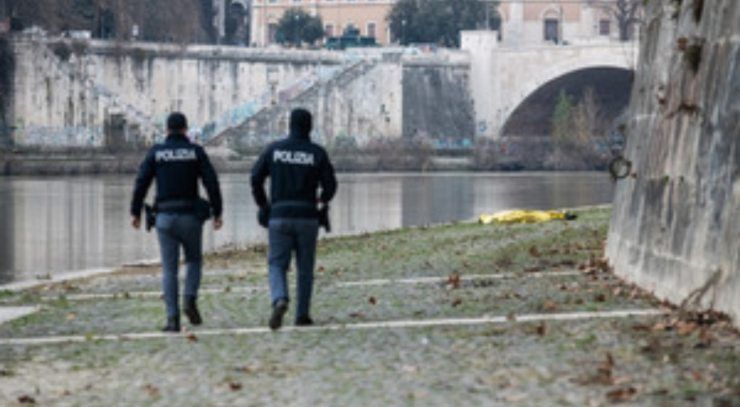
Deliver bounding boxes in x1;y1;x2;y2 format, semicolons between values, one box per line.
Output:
156;213;203;318
268;218;319;319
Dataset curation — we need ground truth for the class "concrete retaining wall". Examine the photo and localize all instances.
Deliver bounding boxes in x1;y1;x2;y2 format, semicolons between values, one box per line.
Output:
6;34;473;150
606;0;739;325
9;34;341;147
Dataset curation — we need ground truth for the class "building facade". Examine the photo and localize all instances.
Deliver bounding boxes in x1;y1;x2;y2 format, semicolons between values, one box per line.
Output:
498;0;638;47
250;0;396;47
249;0;637;48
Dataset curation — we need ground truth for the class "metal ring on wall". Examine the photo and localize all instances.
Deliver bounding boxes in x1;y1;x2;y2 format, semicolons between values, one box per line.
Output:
609;156;632;180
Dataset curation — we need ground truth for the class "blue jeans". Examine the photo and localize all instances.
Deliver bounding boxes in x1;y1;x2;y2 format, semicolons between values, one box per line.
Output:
268;218;319;319
156;212;203;318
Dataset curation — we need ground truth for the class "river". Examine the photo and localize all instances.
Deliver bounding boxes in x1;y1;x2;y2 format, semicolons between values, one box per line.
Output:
0;172;614;285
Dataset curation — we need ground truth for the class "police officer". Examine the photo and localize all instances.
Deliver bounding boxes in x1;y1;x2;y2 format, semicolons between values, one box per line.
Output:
130;112;223;332
251;108;337;330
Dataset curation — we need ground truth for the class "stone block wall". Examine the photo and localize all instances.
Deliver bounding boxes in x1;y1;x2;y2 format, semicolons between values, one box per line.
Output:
606;0;739;324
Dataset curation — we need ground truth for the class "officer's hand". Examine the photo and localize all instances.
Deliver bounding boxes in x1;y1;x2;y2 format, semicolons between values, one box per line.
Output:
213;217;223;231
131;216;141;230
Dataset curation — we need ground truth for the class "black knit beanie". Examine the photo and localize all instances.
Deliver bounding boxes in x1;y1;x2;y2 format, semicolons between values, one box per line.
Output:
290;108;312;137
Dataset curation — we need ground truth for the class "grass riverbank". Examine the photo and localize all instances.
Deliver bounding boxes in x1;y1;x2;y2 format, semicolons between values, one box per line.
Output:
0;208;738;405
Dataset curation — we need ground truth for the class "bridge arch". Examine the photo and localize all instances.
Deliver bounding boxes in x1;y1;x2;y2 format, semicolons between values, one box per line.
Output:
461;32;638;139
501;66;634;137
498;50;635;137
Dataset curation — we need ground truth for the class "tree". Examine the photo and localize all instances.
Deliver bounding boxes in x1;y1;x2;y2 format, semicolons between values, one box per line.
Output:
591;0;642;42
551;90;574;146
387;0;499;47
275;8;324;47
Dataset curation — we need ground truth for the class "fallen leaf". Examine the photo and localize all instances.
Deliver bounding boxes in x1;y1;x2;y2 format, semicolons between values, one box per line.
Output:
695;328;713;348
535;321;547;336
401;365;419;374
606;386;636;402
185;333;198;342
229;382;243;391
504;393;527;402
235;365;252;374
447;273;461;289
651;322;668;331
18;395;36;404
368;296;377;305
676;321;698;336
506;312;517;322
451;298;462;307
559;259;577;267
143;384;160;398
541;300;558;312
597;353;615;383
631;323;651;332
317;266;325;273
349;312;366;319
529;246;541;258
65;313;77;321
594;293;607;302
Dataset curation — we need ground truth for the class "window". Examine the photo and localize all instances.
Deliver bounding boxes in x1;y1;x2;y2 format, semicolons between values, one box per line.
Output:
599;20;611;36
367;22;376;38
325;24;334;37
544;19;559;43
268;23;278;43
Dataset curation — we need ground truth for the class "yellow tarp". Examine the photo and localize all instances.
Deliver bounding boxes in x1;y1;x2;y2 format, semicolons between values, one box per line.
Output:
479;210;569;225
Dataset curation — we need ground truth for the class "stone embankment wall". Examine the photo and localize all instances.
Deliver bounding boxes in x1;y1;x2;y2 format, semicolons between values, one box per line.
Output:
606;0;739;325
402;59;475;148
4;34;473;150
8;34;341;147
217;51;473;151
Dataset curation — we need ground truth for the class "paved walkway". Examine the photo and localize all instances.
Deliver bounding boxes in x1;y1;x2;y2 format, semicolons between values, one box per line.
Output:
0;306;38;325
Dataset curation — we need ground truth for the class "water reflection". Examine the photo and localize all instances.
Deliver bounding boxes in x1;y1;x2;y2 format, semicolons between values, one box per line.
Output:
0;172;613;284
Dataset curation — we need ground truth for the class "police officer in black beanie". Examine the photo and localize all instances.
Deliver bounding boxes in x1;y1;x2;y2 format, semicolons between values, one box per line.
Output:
251;108;337;330
131;112;223;332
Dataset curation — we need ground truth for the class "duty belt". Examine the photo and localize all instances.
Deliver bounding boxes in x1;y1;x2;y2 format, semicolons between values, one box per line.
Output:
271;200;316;209
157;199;197;212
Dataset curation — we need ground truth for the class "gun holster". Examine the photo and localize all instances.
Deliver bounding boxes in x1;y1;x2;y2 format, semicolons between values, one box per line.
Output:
257;205;270;228
319;205;331;233
194;198;213;222
144;204;156;232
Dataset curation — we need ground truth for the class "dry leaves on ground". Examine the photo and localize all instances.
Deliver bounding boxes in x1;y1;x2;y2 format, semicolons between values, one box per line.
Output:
143;384;160;398
18;395;36;404
606;386;637;403
446;273;461;289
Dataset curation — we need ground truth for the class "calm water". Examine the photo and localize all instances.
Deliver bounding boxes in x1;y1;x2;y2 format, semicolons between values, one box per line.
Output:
0;172;614;284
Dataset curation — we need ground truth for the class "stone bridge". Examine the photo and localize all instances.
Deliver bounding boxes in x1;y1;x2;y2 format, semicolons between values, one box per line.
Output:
462;31;638;139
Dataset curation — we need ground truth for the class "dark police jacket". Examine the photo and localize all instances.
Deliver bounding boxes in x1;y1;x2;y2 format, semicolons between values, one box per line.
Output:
251;131;337;219
130;133;223;218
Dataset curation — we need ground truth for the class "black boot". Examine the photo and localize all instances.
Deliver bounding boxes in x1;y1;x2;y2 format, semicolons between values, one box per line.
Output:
295;316;314;326
183;296;202;326
269;299;288;331
162;315;180;333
